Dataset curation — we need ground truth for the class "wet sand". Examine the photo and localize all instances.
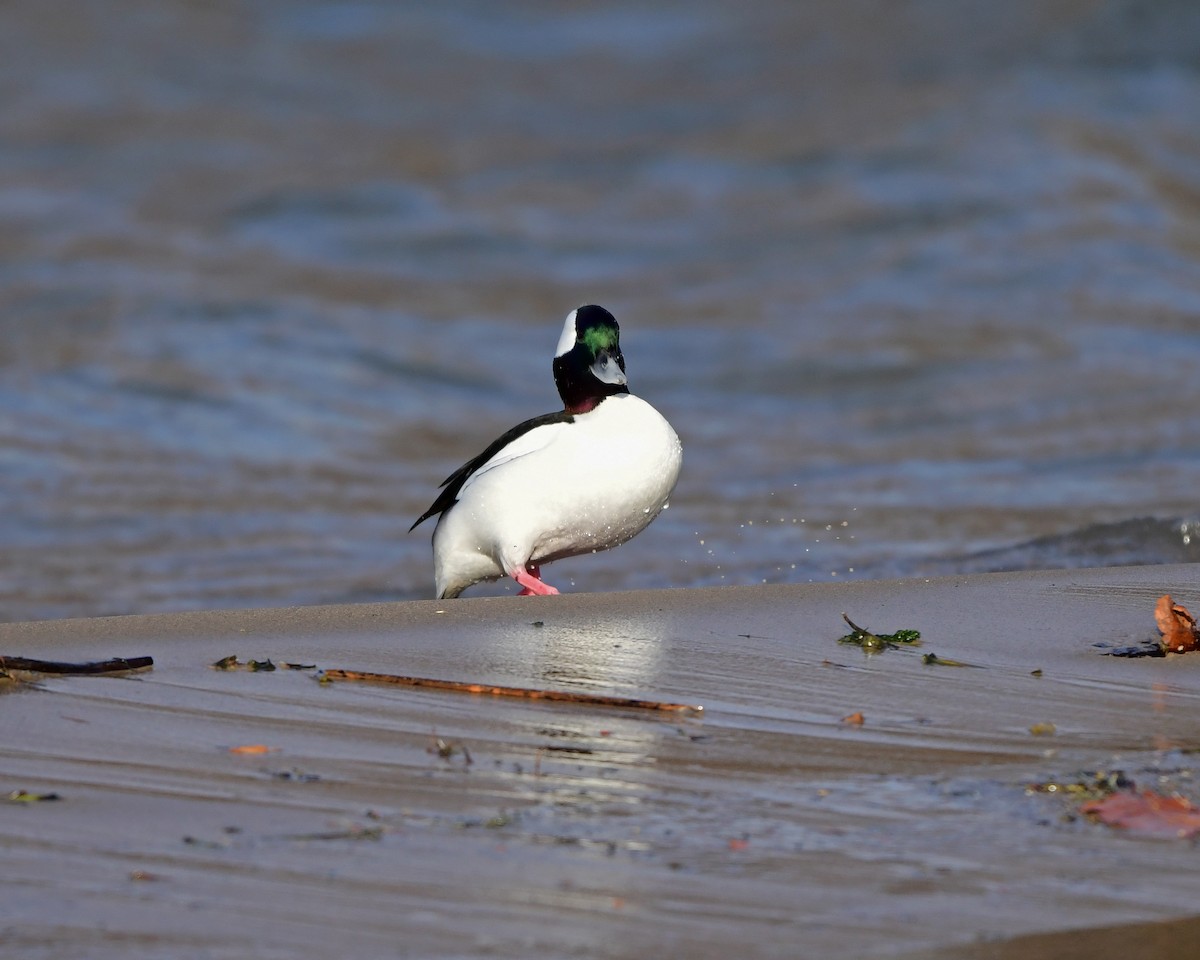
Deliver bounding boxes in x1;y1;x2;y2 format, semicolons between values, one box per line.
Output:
3;564;1199;959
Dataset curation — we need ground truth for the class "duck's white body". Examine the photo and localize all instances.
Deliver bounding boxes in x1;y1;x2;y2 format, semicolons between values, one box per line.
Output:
432;393;681;599
412;304;681;599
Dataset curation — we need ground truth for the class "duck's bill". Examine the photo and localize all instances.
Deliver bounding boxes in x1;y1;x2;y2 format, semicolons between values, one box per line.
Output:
591;352;627;386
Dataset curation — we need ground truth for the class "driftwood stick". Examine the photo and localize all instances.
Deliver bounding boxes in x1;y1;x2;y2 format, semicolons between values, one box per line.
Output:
0;655;153;676
319;668;702;713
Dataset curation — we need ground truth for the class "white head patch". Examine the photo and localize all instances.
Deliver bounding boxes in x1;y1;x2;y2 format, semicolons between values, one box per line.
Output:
554;309;578;358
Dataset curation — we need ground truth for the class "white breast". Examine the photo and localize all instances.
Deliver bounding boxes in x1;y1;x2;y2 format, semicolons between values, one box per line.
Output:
432;394;682;595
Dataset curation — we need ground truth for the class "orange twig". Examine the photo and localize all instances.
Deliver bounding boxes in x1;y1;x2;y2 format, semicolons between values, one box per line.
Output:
318;668;702;714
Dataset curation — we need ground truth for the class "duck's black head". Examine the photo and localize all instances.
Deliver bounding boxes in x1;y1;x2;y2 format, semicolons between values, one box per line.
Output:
552;304;630;414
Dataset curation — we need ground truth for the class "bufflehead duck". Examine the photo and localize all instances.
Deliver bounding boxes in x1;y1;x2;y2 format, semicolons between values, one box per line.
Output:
410;305;682;599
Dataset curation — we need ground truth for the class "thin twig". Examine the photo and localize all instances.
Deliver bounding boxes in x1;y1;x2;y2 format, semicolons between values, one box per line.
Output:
318;668;702;713
0;655;153;676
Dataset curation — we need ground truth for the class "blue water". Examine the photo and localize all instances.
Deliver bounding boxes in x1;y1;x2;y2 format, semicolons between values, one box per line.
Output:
2;1;1199;620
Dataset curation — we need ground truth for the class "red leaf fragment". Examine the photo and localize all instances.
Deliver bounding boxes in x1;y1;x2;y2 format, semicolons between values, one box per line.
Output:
1155;594;1199;654
1081;788;1200;839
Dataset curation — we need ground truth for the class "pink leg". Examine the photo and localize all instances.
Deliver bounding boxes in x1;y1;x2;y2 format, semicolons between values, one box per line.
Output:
513;565;559;596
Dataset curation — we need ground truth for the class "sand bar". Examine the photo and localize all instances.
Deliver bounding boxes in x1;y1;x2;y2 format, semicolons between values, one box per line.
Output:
3;564;1199;958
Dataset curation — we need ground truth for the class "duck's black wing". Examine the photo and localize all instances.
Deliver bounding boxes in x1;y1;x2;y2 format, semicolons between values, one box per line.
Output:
409;410;575;531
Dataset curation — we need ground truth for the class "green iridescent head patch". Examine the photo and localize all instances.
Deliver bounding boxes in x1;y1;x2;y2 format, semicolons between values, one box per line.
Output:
581;323;619;356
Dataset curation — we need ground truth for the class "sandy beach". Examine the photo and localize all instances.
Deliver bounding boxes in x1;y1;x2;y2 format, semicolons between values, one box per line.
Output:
3;563;1199;958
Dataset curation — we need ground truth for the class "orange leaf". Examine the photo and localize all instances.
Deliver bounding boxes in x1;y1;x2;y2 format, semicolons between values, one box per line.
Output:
1155;594;1199;653
840;711;865;726
228;744;274;755
1081;789;1200;838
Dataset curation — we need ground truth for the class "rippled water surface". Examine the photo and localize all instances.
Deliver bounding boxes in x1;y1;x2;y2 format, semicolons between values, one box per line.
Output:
3;0;1200;620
